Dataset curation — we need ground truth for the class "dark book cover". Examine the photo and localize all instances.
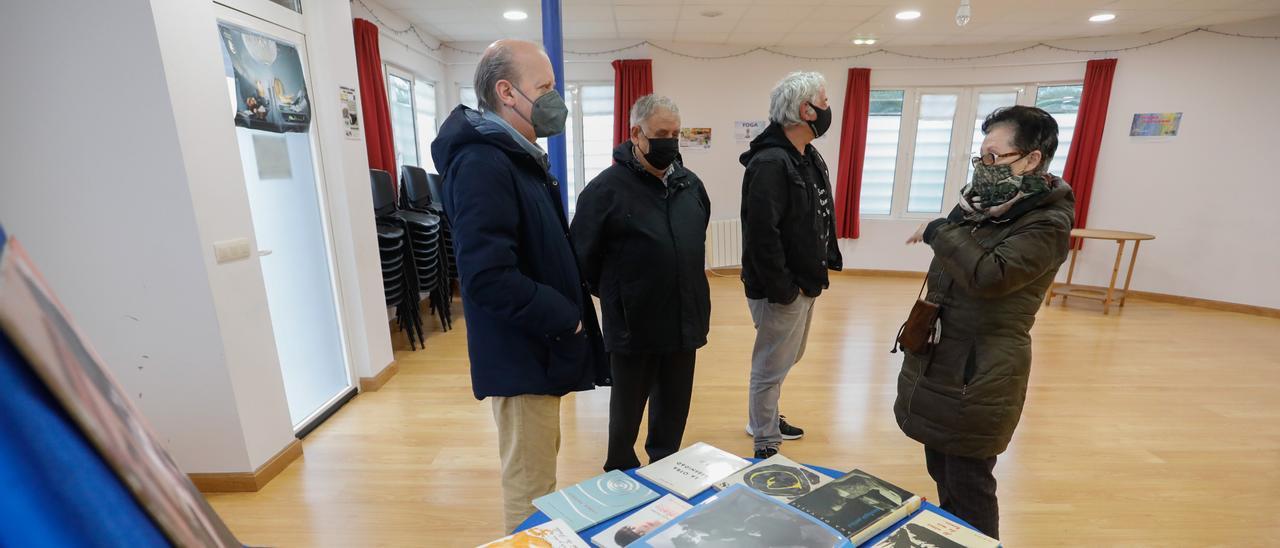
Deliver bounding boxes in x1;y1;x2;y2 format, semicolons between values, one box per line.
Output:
789;469;917;538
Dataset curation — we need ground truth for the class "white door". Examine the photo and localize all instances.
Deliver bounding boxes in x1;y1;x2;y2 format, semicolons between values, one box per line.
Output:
216;7;355;431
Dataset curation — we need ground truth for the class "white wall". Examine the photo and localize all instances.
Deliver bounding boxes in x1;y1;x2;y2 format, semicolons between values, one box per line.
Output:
441;18;1280;309
0;0;275;473
305;0;397;383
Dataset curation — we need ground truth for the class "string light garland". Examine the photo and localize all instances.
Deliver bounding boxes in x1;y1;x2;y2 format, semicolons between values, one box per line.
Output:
353;0;1279;62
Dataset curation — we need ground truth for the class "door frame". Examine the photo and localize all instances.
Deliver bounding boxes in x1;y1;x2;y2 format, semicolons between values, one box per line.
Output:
214;3;359;433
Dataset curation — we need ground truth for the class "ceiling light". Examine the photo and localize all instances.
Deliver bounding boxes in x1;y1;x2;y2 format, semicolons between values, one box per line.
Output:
700;10;723;18
896;10;922;20
1089;13;1116;22
503;10;528;21
955;0;971;27
853;39;866;45
865;38;877;45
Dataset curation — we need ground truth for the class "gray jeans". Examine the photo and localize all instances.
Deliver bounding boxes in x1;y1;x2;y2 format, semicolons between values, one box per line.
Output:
747;294;816;450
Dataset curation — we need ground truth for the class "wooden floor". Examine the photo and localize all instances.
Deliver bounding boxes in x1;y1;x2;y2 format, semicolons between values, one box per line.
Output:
206;274;1280;547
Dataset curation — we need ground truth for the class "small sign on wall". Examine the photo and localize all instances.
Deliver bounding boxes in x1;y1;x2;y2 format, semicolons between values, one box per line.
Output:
1130;112;1182;137
340;86;361;140
734;120;768;142
680;128;712;150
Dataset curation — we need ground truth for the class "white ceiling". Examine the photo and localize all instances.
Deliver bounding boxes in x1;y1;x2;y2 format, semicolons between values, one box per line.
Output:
373;0;1280;47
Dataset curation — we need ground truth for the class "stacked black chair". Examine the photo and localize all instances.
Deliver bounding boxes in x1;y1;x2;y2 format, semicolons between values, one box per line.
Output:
372;169;425;350
401;166;459;282
399;166;453;331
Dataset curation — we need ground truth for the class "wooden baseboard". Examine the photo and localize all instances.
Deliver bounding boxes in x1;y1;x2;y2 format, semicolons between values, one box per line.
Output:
1055;284;1280;319
835;268;926;279
190;439;303;493
711;268;1277;319
705;267;741;276
359;360;399;392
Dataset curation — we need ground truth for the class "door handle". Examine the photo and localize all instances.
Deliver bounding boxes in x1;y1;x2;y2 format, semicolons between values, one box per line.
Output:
258;249;273;257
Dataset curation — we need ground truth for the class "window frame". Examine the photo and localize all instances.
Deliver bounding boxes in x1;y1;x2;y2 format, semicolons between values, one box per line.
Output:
861;81;1080;221
384;63;420;169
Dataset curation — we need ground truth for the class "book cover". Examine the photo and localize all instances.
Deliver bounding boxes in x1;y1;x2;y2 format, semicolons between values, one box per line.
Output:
790;469;923;544
478;519;590;548
0;238;241;547
712;453;834;502
635;442;750;500
872;510;1000;548
629;484;852;548
534;470;660;532
590;494;692;548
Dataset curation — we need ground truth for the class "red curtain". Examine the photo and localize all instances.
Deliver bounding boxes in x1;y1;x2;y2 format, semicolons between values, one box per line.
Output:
1062;58;1117;248
354;18;397;190
611;59;654;147
834;68;871;239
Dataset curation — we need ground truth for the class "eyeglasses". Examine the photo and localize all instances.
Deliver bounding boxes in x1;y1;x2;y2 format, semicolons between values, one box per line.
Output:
971;151;1026;167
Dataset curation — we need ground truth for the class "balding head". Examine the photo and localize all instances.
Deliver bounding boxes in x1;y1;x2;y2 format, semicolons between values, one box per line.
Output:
475;39;552;112
474;39;556;142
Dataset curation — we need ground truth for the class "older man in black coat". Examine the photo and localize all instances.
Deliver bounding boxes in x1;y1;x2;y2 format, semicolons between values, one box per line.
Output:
571;94;711;472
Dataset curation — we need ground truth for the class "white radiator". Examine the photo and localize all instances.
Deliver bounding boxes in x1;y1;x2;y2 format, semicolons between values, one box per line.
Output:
705;219;743;269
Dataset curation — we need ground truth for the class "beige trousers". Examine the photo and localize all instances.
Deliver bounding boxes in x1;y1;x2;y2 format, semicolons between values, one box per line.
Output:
491;394;561;533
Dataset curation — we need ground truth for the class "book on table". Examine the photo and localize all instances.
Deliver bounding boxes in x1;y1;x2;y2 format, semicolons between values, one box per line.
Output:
635;442;750;500
789;469;924;545
590;494;692;548
712;453;835;502
533;470;660;532
477;518;589;548
629;484;853;548
871;509;1000;548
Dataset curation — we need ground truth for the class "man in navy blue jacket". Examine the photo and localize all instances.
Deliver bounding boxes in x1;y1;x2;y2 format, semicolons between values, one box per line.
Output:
431;39;609;532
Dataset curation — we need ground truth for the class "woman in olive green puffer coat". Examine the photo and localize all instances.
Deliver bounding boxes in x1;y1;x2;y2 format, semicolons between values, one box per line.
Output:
894;105;1075;540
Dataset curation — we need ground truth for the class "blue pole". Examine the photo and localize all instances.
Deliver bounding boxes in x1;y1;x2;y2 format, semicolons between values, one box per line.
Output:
541;0;569;213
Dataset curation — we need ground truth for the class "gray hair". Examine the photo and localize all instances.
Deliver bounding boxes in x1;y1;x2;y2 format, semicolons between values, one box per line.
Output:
630;94;680;127
769;71;826;126
474;42;535;112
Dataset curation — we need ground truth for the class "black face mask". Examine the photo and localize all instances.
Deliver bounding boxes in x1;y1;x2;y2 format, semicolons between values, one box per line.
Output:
807;101;832;138
639;134;680;171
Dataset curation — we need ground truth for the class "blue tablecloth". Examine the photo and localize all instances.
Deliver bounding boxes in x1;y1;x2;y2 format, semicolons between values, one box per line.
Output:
516;460;975;546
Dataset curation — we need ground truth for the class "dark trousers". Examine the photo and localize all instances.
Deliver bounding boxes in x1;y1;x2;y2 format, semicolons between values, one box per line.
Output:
924;446;1000;539
603;350;696;471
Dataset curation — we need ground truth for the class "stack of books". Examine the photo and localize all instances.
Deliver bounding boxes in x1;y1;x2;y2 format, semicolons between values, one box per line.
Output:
478;442;1000;548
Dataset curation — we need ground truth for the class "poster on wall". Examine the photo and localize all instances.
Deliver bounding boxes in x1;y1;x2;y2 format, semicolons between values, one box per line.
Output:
1130;112;1182;137
734;120;768;143
340;86;361;140
218;21;311;133
680;128;713;150
0;239;241;547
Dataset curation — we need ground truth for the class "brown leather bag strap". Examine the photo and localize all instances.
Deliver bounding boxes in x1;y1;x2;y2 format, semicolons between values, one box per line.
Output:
916;275;928;300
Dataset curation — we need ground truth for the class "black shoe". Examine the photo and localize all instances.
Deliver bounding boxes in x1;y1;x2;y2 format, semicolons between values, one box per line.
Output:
778;415;804;440
753;446;779;459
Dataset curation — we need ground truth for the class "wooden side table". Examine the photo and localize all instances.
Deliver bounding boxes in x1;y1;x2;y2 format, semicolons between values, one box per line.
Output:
1045;229;1155;314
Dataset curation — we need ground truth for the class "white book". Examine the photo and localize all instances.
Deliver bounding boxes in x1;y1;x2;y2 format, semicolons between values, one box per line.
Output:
712;453;834;502
636;442;750;500
476;518;589;548
871;510;1001;548
590;494;692;548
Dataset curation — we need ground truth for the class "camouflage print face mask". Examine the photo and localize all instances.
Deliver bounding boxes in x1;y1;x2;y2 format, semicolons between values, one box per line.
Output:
959;161;1051;221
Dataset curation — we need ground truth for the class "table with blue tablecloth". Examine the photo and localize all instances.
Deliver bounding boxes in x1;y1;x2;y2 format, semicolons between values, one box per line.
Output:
516;459;978;546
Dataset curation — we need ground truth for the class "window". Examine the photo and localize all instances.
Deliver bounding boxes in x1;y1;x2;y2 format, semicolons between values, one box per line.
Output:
386;71;418;169
414;80;437;173
383;66;440;173
575;84;614;212
266;0;301;13
859;91;904;215
459;86;478;110
906;93;959;214
856;82;1080;219
1035;84;1083;176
